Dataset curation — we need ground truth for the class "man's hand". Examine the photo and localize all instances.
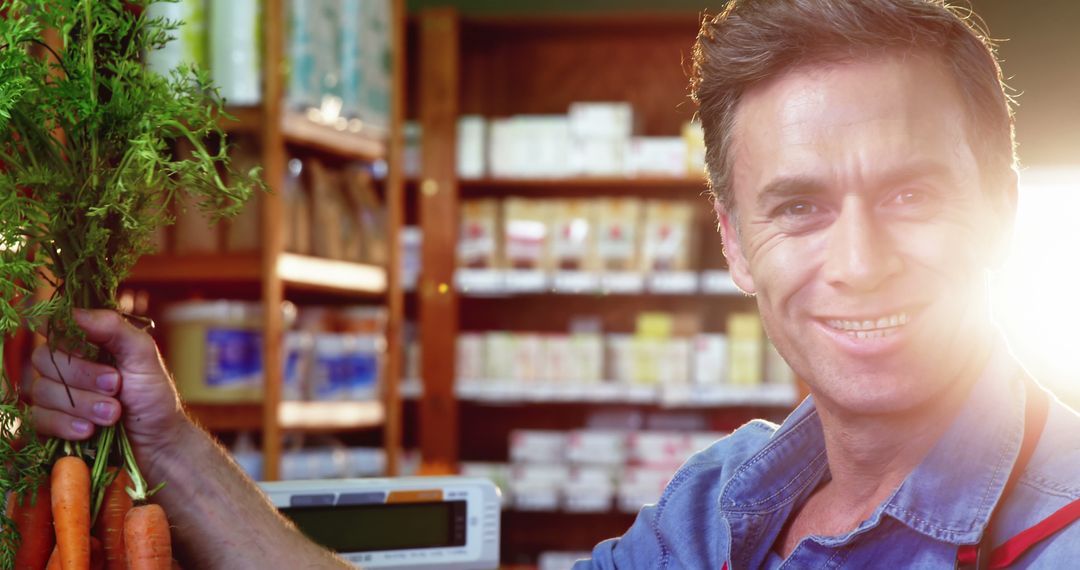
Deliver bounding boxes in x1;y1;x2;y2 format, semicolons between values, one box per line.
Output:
26;309;187;464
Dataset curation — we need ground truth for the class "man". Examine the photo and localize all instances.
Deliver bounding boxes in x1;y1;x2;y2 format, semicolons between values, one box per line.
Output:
23;1;1080;570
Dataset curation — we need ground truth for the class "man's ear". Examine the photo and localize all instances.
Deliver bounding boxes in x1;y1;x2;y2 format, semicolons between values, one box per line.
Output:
715;201;756;295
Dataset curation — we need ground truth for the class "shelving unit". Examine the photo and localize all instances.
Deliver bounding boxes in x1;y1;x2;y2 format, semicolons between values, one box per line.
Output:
408;9;797;561
120;0;407;481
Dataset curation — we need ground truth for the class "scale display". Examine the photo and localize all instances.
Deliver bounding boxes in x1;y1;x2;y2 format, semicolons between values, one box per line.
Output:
260;477;500;570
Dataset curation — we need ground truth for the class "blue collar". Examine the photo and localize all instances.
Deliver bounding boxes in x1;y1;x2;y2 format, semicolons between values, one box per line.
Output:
719;344;1026;547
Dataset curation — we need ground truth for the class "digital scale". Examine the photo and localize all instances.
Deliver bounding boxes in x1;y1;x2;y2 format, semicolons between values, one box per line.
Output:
260;477;501;569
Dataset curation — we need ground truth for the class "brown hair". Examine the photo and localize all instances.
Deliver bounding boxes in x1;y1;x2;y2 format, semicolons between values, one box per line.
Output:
690;0;1016;212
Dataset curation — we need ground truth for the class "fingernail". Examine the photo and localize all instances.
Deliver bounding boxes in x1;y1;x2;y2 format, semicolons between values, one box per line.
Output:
96;373;118;392
72;419;92;435
92;401;116;421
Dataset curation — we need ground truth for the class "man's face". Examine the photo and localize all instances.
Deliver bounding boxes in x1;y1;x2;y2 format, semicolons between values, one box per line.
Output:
719;53;1012;415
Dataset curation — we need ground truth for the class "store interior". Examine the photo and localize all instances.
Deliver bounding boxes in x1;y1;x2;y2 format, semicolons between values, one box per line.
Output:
3;1;1080;568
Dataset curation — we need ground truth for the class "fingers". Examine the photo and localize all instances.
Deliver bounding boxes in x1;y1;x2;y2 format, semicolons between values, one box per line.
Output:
30;376;121;426
30;344;120;397
30;406;97;441
72;310;164;376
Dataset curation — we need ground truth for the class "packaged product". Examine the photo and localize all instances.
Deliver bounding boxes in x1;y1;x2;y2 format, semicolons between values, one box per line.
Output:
641;200;698;272
549;200;599;271
503;198;551;270
595;198;642;271
458;199;501;269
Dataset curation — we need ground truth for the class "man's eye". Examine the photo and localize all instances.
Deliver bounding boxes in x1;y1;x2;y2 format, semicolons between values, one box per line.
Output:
780;201;819;216
893;190;928;206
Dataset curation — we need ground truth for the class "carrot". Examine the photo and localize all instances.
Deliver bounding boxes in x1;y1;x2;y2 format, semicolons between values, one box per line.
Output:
45;545;60;570
51;456;91;570
11;483;55;569
93;469;133;570
90;535;104;570
123;504;171;570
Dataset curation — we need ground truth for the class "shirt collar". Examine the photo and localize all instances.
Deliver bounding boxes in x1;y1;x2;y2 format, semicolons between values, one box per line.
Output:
882;344;1027;545
719;340;1027;547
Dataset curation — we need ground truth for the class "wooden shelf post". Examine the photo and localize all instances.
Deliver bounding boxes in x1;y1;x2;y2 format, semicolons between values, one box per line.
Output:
417;7;461;469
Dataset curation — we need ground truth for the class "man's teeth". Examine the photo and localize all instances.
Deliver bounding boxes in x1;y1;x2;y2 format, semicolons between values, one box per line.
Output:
826;312;909;333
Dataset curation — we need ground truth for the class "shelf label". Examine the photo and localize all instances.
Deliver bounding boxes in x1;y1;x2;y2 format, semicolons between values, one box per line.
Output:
647;271;698;294
600;272;645;294
504;270;549;293
552;271;600;294
701;270;743;295
455;269;505;295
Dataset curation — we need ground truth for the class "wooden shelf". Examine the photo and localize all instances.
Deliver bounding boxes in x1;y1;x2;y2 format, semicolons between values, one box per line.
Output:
218;106;263;135
126;253;387;296
276;253;387;296
459;175;708;191
281;111;388;162
187;401;385;432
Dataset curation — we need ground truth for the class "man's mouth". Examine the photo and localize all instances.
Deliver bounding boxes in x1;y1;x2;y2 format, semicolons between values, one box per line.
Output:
825;312;910;339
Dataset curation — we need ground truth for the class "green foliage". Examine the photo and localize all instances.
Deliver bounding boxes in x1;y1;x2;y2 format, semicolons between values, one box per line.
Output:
0;1;263;565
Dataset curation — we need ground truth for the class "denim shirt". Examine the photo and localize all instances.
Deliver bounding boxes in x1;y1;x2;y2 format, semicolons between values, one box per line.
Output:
574;347;1080;569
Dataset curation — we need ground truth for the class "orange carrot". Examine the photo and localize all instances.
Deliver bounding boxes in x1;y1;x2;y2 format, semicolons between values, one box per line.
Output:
11;483;55;569
90;535;104;570
93;469;133;570
123;504;171;570
45;545;60;570
51;456;91;570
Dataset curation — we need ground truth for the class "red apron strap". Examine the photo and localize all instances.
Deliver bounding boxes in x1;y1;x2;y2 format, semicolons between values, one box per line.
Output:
988;498;1080;568
957;378;1050;569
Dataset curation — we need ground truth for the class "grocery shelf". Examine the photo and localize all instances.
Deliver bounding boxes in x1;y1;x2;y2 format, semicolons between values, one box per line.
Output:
401;379;798;408
187;400;386;432
281;111;388;162
459;175;708;191
127;253;263;284
276;253;387;296
126;253;387;296
451;269;743;297
218;106;263;135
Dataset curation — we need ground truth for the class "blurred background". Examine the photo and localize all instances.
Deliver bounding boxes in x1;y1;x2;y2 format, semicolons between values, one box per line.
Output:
4;1;1079;567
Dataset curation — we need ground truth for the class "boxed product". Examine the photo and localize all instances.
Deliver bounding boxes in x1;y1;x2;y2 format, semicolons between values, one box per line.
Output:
563;466;616;513
541;335;572;384
225;148;263;253
511;334;546;383
308;160;346;260
310;333;385;401
509;430;567;464
568;102;633;176
565;430;627;466
510;464;568;511
549;200;599;271
595;198;642;271
483;332;516;381
625;137;688;177
456;333;486;382
727;312;764;387
283;158;313;255
692;334;729;386
458;199;501;269
605;334;635;385
566;334;604;384
641;200;698;272
457;115;487;179
210;0;261;105
165;301;297;404
503;198;551;270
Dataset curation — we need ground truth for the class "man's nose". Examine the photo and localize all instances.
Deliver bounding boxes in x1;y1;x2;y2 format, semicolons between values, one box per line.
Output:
822;198;903;292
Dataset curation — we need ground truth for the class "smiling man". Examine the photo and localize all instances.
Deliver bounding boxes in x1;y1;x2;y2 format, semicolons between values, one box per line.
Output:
576;1;1080;568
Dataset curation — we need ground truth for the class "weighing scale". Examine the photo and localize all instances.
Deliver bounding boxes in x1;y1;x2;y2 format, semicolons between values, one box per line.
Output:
260;476;501;569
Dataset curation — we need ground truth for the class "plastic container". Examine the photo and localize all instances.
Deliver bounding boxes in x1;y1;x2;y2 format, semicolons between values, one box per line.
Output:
165;300;297;403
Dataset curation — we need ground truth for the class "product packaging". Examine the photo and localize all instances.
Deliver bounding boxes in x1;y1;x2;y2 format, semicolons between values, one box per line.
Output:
458;200;501;269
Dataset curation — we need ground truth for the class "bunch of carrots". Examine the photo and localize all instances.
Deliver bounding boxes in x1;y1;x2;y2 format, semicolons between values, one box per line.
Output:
6;427;174;570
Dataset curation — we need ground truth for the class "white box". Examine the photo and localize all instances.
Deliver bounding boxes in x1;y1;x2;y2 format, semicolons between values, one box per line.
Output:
693;334;729;385
457;115;487;179
566;430;627;466
568;102;634;139
456;334;485;381
625;137;688;177
510;430;567;464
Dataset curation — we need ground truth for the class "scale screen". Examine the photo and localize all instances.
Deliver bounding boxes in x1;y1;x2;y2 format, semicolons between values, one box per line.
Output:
281;500;468;553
